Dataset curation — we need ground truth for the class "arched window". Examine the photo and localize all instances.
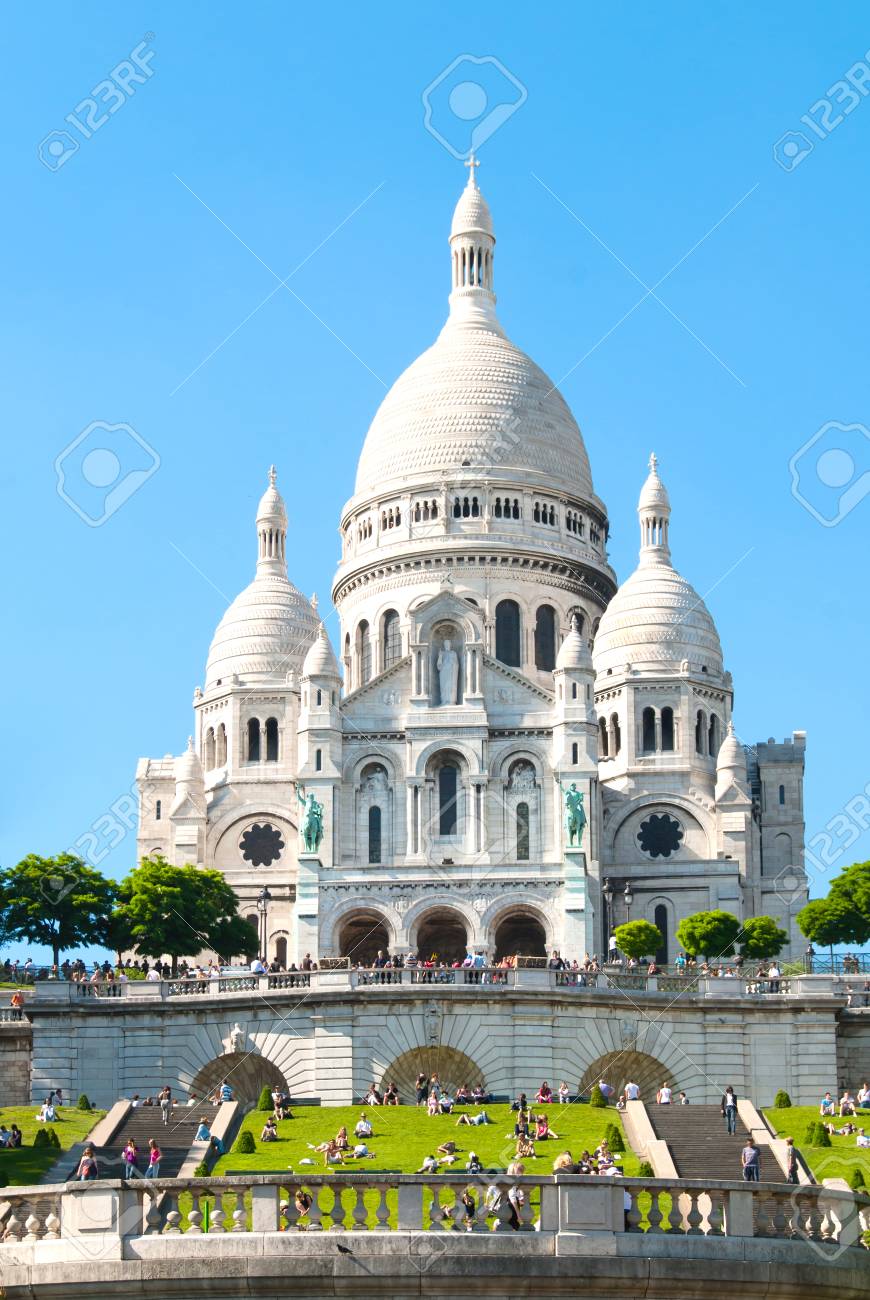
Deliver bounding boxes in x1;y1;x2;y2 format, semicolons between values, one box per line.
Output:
265;717;279;762
610;713;621;755
368;806;382;864
534;604;556;671
571;742;578;764
274;936;287;968
516;801;530;861
438;763;459;835
708;714;720;757
695;710;706;755
571;682;578;699
216;723;227;766
495;599;521;667
357;620;372;685
642;707;656;753
247;717;261;762
599;717;609;757
778;783;785;805
382;610;401;669
661;707;674;752
155;799;161;821
204;728;215;770
654;904;669;965
315;748;322;771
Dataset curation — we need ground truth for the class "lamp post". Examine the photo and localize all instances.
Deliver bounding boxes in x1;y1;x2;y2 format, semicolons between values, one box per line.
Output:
256;886;272;964
623;881;634;924
602;878;613;959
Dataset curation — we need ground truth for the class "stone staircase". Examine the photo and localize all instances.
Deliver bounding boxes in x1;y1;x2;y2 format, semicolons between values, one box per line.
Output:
647;1104;751;1181
68;1108;202;1180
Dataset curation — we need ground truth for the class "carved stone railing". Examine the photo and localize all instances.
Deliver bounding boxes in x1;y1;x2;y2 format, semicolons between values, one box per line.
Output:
1;1174;867;1248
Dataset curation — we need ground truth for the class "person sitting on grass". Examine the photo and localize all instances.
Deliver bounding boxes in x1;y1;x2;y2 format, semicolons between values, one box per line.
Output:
417;1154;439;1174
535;1112;558;1140
515;1133;536;1159
465;1151;483;1173
819;1091;836;1116
439;1091;454;1114
558;1081;570;1104
455;1084;470;1104
292;1189;313;1226
315;1138;344;1166
513;1109;530;1139
436;1141;458;1165
856;1128;870;1148
334;1125;350;1151
427;1091;440;1116
0;1126;10;1148
384;1081;399;1106
857;1082;870;1109
536;1081;553;1104
260;1117;278;1143
36;1098;57;1123
511;1092;528;1113
365;1082;383;1106
352;1142;375;1159
472;1083;490;1103
456;1109;491;1126
354;1112;373;1138
553;1149;575;1173
7;1124;22;1150
840;1090;857;1116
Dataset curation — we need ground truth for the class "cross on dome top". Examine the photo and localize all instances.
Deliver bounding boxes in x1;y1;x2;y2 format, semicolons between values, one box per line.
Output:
268;464;277;487
464;153;480;184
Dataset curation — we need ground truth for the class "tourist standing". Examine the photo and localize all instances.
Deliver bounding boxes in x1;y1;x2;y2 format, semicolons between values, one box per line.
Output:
741;1137;760;1182
76;1146;99;1181
721;1085;738;1134
146;1138;161;1178
785;1137;799;1184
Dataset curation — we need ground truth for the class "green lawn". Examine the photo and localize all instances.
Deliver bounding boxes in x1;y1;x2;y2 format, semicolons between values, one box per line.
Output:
0;1105;105;1185
212;1102;639;1179
764;1106;870;1187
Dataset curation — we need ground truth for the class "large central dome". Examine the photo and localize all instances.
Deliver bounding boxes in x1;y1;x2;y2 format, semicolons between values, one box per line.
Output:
351;160;596;507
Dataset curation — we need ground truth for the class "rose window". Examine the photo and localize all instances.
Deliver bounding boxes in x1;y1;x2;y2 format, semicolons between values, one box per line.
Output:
637;813;683;860
239;823;284;867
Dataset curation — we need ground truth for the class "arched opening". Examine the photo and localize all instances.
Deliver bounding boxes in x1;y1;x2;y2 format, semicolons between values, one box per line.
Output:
642;707;656;753
494;911;546;960
610;713;622;755
578;1050;676;1103
265;717;279;762
368;805;382;864
653;904;669;965
216;723;227;766
357;620;372;686
376;1047;486;1102
695;710;706;755
516;801;530;861
415;909;468;964
773;831;793;871
382;609;401;669
708;713;720;757
599;717;609;757
247;717;261;762
438;762;459;836
155;800;161;821
204;728;216;770
534;604;556;671
339;911;391;965
274;936;287;968
661;707;674;752
495;599;521;667
190;1052;288;1106
778;783;785;805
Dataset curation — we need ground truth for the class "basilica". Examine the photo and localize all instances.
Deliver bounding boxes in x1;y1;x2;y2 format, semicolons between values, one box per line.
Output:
136;163;807;966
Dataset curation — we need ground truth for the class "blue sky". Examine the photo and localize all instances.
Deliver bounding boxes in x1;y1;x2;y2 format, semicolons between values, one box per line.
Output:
2;2;869;962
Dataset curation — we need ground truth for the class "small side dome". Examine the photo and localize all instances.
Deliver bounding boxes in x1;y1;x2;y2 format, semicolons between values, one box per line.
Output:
556;613;590;669
256;465;287;524
716;722;745;774
638;452;670;512
302;622;340;679
450;156;493;238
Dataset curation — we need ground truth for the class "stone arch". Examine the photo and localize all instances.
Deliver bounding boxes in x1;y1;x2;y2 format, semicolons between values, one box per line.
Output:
579;1050;676;1103
320;898;401;958
484;899;554;957
338;909;392;965
409;903;472;963
604;793;715;861
414;736;481;778
190;1051;287;1106
376;1046;486;1101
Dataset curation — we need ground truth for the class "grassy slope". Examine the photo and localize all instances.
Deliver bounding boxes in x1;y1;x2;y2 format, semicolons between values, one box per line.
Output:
764;1106;870;1186
212;1102;639;1178
0;1105;105;1185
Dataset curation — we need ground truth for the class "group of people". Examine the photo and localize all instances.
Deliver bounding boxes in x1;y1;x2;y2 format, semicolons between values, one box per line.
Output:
819;1084;870;1117
0;1123;23;1148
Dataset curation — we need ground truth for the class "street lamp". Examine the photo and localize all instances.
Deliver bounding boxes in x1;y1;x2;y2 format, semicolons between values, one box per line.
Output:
623;881;633;923
602;878;613;958
256;886;272;964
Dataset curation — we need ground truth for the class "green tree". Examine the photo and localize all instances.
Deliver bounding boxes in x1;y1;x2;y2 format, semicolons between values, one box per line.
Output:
826;861;870;944
113;856;255;974
210;914;259;964
613;919;662;961
796;897;856;961
738;915;788;959
0;854;115;965
675;909;740;959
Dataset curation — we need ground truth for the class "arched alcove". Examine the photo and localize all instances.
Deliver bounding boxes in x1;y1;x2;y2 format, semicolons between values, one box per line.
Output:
414;908;469;963
494;911;547;959
338;911;391;965
579;1050;676;1102
376;1047;486;1101
190;1052;287;1105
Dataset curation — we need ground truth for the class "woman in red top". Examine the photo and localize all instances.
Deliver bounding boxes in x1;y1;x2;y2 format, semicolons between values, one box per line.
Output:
535;1082;553;1104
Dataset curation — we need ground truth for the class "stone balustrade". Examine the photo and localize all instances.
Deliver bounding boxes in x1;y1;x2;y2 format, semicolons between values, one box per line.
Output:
1;1173;867;1248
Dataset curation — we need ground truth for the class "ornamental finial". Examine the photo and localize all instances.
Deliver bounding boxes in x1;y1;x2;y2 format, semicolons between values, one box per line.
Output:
464;153;480;185
268;464;277;487
649;452;658;474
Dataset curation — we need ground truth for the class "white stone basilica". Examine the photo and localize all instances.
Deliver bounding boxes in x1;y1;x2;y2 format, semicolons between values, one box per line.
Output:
136;163;808;966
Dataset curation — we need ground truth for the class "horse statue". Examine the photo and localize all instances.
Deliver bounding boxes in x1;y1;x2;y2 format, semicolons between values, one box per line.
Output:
560;782;587;849
295;783;324;853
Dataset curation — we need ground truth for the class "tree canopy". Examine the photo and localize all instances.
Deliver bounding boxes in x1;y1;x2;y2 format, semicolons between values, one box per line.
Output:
114;856;257;972
797;861;870;953
675;909;740;958
0;854;116;964
613;919;662;961
737;915;788;958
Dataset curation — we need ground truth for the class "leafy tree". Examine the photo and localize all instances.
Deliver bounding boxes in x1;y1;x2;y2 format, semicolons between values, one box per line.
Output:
613;920;662;961
825;861;870;944
0;855;115;965
796;897;856;961
112;856;255;974
675;909;740;959
104;908;137;968
738;916;788;959
210;914;259;964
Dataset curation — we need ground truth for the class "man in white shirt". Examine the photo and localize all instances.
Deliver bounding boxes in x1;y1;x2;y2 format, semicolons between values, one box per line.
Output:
145;968;161;982
657;1084;672;1105
355;1113;373;1138
625;1080;641;1101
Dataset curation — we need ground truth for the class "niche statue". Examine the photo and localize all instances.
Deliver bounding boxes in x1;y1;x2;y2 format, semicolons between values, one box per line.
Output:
294;782;324;853
561;782;587;849
436;637;460;706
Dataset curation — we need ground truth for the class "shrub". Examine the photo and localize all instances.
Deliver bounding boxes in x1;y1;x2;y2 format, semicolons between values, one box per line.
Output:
604;1122;625;1153
849;1167;866;1191
773;1090;792;1109
637;1160;654;1177
193;1160;210;1177
76;1094;92;1111
0;1171;7;1188
804;1122;822;1146
257;1086;274;1111
234;1130;256;1154
33;1128;49;1148
589;1085;607;1108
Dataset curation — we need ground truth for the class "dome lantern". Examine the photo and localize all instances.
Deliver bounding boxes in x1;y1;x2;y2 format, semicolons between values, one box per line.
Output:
448;155;498;327
638;452;671;566
256;465;287;573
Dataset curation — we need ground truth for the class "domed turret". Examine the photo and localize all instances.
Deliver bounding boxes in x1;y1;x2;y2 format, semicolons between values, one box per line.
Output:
171;736;205;817
716;721;747;788
556;612;591;670
302;622;341;680
205;468;319;689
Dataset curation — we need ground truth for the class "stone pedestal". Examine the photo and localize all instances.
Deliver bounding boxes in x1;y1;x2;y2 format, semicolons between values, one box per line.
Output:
293;854;321;964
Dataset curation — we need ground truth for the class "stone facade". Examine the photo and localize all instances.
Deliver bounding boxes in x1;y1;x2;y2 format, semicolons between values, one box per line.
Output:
0;1020;32;1104
135;163;808;967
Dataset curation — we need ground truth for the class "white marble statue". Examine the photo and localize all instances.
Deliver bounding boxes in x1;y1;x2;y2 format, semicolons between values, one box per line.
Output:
436;638;459;705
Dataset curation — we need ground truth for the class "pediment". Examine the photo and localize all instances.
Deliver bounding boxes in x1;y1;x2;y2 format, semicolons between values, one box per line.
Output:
482;655;555;707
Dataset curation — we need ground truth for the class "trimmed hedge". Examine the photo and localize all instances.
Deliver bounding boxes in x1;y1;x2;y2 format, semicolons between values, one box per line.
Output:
589;1085;607;1109
234;1130;256;1154
773;1090;792;1109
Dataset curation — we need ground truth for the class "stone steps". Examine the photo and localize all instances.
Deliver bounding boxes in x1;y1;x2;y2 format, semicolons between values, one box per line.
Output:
648;1104;752;1181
